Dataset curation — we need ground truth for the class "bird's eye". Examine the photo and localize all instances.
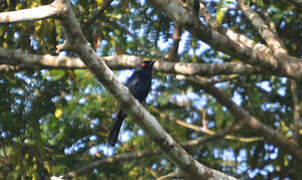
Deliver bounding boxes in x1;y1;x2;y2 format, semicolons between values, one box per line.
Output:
141;62;147;67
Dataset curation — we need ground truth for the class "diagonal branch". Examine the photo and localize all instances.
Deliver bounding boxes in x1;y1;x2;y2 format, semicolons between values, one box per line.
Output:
156;169;183;180
237;0;287;58
184;76;302;162
199;2;273;58
147;0;302;80
165;114;263;143
149;0;278;68
49;0;237;179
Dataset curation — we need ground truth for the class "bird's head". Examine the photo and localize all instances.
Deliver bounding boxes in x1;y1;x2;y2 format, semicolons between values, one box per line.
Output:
137;60;156;71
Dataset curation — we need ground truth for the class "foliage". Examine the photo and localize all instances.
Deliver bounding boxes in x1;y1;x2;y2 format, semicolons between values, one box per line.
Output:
1;0;302;179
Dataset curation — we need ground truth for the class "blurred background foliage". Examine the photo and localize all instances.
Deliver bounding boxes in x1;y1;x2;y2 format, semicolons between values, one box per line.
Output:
1;0;302;179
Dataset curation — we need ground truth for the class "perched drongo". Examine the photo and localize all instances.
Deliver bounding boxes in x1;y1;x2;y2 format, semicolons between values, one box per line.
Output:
108;60;156;146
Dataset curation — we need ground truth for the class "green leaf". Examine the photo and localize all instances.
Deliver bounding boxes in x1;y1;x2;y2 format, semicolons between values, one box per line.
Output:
216;0;229;24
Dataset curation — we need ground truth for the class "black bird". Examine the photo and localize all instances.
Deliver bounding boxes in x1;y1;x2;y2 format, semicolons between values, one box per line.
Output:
108;60;156;146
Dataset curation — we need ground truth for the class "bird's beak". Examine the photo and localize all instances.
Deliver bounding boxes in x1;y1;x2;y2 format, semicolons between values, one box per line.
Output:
151;60;156;66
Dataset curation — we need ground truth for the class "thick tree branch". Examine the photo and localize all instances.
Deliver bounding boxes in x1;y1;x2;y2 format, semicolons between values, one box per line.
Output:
149;1;277;67
237;0;287;58
260;7;278;35
148;0;302;80
185;76;302;162
0;47;261;76
0;1;65;23
199;2;273;58
0;64;37;73
49;0;237;179
1;0;302;79
235;2;300;145
2;1;302;79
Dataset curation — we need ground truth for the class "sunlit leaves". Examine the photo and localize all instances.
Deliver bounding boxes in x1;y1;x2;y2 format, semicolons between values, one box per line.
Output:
216;0;229;24
54;108;63;118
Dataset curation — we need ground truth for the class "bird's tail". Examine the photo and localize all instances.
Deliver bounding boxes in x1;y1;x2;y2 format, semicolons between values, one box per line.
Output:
108;111;126;146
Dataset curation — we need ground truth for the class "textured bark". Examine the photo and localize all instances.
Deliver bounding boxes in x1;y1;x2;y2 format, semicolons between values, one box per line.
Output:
185;77;302;162
0;1;65;23
148;0;302;79
2;0;302;78
53;0;237;179
237;0;287;58
0;47;260;76
2;0;302;178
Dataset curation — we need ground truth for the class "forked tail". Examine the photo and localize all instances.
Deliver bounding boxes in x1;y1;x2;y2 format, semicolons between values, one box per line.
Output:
108;111;126;146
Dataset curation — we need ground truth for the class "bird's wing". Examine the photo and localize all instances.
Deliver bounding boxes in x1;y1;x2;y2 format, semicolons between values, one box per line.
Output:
124;72;140;93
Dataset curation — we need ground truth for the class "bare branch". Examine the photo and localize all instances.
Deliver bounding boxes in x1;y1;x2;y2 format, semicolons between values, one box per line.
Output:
0;47;261;76
237;0;287;58
149;1;278;67
148;0;302;80
0;1;66;23
56;40;77;53
0;64;36;73
185;76;302;162
168;115;263;143
53;0;237;179
199;2;273;58
156;169;183;180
